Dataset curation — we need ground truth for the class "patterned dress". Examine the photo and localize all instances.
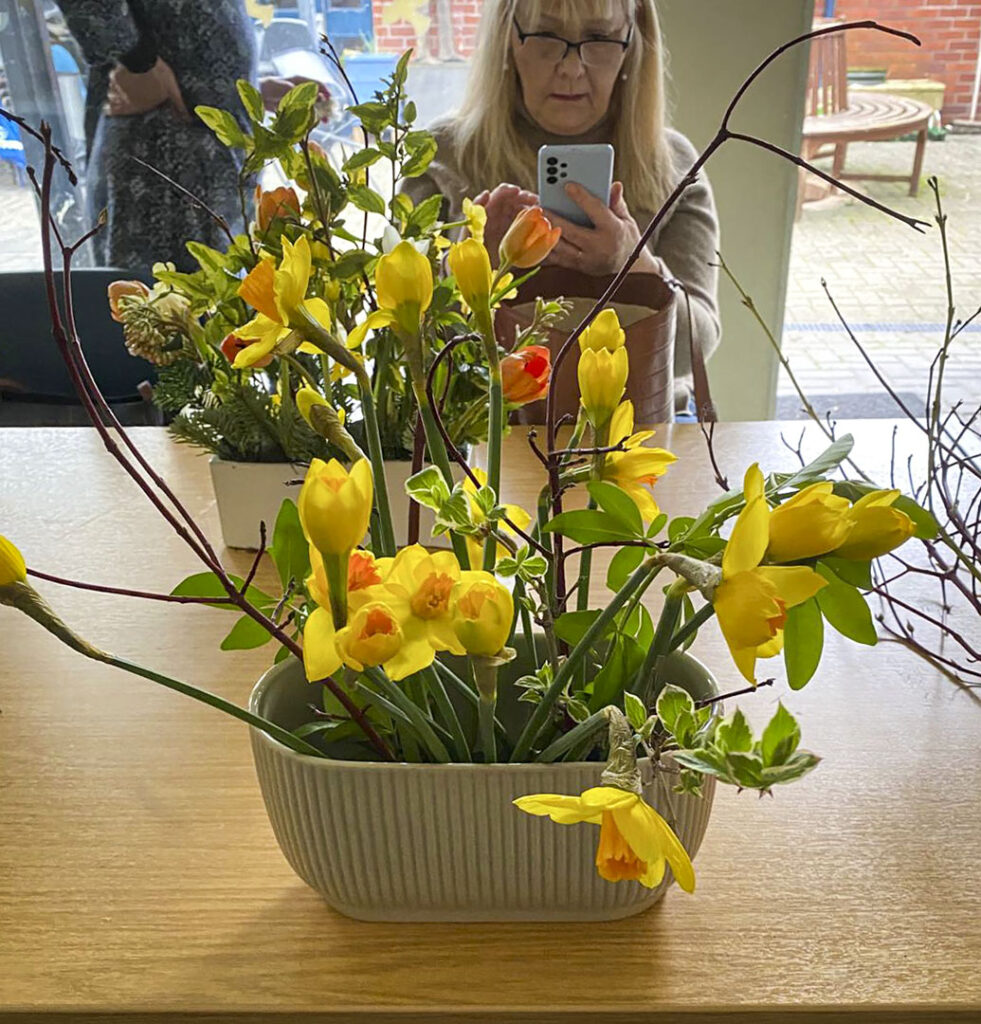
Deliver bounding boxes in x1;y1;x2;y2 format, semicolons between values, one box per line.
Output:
57;0;256;273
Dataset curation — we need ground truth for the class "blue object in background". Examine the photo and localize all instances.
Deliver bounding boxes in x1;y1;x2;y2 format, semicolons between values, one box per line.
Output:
0;113;27;185
824;0;836;15
342;53;400;104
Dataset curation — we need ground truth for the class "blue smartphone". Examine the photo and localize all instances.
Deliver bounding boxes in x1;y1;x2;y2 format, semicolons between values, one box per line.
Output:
537;143;614;228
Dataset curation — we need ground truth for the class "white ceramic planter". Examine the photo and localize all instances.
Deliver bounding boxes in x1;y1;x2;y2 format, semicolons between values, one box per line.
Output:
209;456;458;550
249;652;717;922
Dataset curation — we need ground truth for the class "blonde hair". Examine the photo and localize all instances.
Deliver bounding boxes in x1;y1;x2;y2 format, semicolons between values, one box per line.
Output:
453;0;673;214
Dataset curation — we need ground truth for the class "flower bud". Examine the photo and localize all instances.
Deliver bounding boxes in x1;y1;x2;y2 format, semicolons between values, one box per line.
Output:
499;207;561;270
335;602;404;670
501;345;551;406
254;185;301;232
448;238;492;312
767;482;851;563
578;346;628;429
833;490;916;560
579;308;625;353
107;280;150;323
0;535;27;586
298;458;373;557
375;241;433;326
451;571;514;657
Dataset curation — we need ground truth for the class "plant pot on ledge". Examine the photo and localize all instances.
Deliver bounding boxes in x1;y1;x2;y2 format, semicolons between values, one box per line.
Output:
248;649;718;922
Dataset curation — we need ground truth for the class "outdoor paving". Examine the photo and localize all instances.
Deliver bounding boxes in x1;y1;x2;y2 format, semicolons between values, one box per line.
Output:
780;133;981;418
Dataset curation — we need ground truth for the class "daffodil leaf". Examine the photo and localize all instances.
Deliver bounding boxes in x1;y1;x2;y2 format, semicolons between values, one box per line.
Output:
716;709;753;753
820;556;872;590
587;481;645;537
220;614;274;651
760;703;801;767
543;509;630;544
607;545;645;591
777;435;854;490
783;597;824;690
270;499;309;591
589;636;644;711
623;691;648;730
815;564;878;646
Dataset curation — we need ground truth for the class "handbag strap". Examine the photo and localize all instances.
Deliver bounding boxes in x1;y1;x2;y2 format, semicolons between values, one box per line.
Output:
667;274;717;424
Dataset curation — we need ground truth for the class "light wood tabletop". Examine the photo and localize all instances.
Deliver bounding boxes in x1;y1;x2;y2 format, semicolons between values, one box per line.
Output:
1;423;979;1024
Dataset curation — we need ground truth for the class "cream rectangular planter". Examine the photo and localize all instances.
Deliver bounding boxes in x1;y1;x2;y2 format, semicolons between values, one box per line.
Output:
249;653;717;922
209;456;453;550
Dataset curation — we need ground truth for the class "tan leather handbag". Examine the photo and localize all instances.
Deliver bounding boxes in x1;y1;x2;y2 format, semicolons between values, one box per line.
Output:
494;266;696;425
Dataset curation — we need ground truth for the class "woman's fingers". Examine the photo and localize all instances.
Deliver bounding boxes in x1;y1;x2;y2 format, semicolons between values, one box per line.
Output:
564;182;618;229
609;181;631;219
541;209;593;251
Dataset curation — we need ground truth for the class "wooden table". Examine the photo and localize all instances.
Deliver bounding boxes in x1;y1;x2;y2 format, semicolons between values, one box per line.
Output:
1;423;979;1023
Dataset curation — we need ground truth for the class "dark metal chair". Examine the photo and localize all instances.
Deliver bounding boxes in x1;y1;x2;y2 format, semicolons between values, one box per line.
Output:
0;269;160;426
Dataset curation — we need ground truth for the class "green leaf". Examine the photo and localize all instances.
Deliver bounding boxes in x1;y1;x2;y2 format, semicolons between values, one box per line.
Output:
816;564;877;646
623;691;647;730
347;184;388;215
406;467;451;510
760;703;801;767
893;494;939;540
544;509;632;545
647;512;668;538
195;105;249;148
270;499;309;591
587;480;645;537
820;556;872;589
606;545;645;592
170;571;271;610
343;147;383;173
656;683;695;736
783;597;824;690
590;636;644;711
406;193;444;232
566;698;590;723
403;99;417;124
716;709;753;753
760;751;821;786
668;516;695;542
237;80;265;123
554;609;604;646
726;751;766;789
778;435;854;490
220;614;274;651
671;748;731;781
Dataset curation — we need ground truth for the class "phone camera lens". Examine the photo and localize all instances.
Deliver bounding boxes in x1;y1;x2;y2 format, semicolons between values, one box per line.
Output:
546;175;557;184
560;162;568;169
560;172;567;179
547;157;558;166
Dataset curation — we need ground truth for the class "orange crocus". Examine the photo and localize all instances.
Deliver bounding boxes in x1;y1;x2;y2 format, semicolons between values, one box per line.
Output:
254;185;301;232
501;345;551;406
499;207;561;269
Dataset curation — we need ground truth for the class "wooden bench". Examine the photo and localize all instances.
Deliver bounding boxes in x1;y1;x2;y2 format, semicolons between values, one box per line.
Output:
798;20;933;213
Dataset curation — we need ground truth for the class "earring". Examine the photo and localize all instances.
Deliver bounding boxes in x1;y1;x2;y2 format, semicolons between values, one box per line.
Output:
620;71;628;80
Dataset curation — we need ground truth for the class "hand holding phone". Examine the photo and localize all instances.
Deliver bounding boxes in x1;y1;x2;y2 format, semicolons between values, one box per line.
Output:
537;143;614;228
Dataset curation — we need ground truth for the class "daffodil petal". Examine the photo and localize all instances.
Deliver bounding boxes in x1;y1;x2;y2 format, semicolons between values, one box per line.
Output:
580;786;639;811
347;308;399;350
302;606;342;680
383;634;435;681
513;794;600;825
756;565;828;609
302;296;332;330
722;494;770;578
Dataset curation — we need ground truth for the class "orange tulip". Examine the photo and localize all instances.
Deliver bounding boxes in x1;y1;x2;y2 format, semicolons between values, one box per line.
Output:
501;345;551;406
499;207;561;269
254;185;301;231
220;331;273;369
107;280;150;323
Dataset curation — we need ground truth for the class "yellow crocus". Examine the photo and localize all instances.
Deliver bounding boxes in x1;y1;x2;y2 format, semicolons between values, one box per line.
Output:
462;197;487;243
603;401;677;521
298;457;373;557
579;308;626;353
0;535;27;586
713;465;827;683
447;238;492;313
235;236;332;368
347;241;434;349
767;482;852;563
451;571;513;657
463;468;532;569
578;346;629;430
833;490;916;560
514;786;695;892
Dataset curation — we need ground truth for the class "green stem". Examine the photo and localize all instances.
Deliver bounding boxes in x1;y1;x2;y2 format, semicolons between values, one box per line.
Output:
472;658;499;763
323;551;349;628
669;602;716;653
282;354;318;389
363;666;451;763
637;581;687;705
420;666;471;761
354;367;397;558
430;659;508;740
511;559;661;762
482;358;504;573
537;710;608;763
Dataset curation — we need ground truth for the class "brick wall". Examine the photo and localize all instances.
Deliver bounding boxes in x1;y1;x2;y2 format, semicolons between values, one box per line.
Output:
370;0;483;61
833;0;981;120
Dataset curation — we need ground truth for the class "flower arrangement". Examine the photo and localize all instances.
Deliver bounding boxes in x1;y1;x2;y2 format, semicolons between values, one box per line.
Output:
1;21;966;909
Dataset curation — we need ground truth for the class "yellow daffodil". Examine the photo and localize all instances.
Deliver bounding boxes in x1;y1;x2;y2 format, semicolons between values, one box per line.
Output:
515;786;695;892
603;401;676;521
448;238;492;313
347;241;434;350
833;490;916;560
767;482;852;563
235;236;332;368
335;601;406;673
451;571;513;657
579;308;626;353
578;346;628;430
0;535;27;586
462;197;487;243
296;386;345;431
463;468;532;569
307;546;386;611
714;465;827;683
298;458;373;558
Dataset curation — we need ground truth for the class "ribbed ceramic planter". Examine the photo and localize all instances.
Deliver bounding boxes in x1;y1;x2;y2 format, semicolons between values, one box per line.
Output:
249;652;717;922
209;456;458;550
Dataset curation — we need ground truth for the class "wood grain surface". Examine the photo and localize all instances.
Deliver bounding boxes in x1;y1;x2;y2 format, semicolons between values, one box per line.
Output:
1;424;979;1023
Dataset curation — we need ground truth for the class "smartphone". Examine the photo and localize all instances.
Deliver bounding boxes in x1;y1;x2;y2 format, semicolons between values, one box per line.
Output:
537;143;614;228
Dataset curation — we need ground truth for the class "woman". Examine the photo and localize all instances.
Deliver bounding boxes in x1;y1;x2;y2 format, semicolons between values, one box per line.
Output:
57;0;256;273
402;0;720;412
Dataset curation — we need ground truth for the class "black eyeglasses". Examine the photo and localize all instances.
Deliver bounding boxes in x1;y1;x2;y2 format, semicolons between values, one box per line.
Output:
512;17;632;69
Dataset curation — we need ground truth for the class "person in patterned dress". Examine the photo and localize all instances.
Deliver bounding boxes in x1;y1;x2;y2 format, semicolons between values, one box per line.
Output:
56;0;257;273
